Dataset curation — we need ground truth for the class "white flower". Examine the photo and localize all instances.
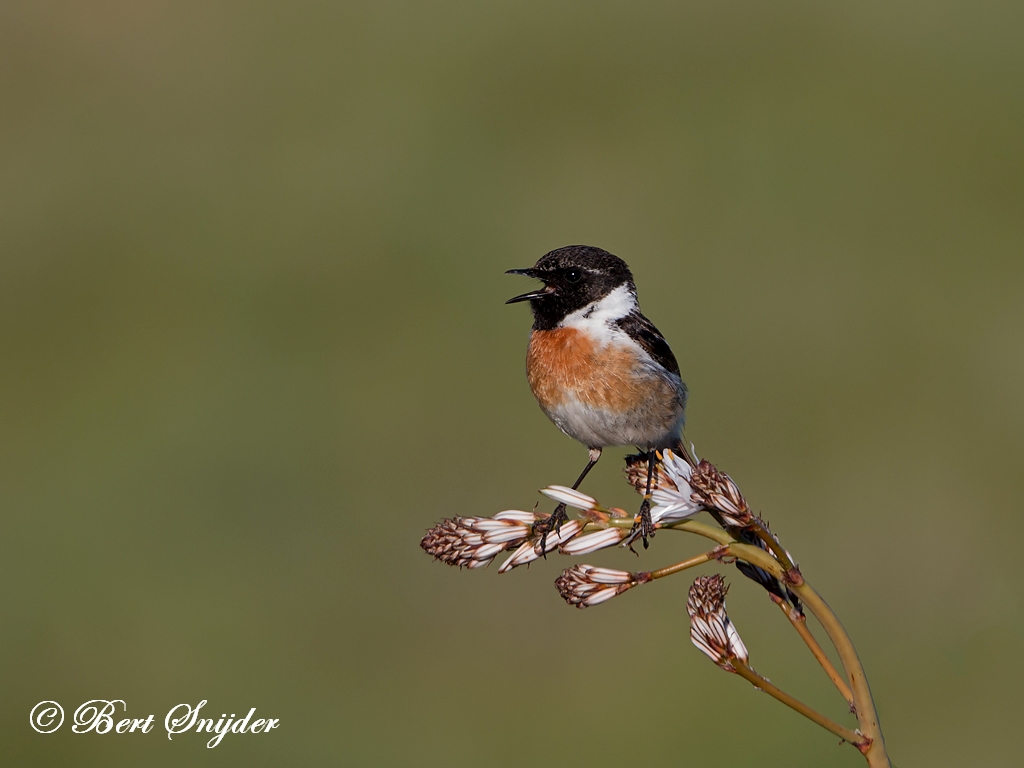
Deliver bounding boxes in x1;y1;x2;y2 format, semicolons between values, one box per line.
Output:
649;449;704;524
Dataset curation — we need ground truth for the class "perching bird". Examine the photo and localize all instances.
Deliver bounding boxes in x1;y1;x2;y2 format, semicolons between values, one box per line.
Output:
506;245;689;548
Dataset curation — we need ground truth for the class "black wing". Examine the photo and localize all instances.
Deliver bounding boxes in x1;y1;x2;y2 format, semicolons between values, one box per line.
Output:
616;311;680;376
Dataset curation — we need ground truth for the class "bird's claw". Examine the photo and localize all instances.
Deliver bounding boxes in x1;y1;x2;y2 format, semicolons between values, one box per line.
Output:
624;499;655;554
534;503;568;558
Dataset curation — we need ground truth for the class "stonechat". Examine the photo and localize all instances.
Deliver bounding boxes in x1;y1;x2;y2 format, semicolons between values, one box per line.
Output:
506;245;690;549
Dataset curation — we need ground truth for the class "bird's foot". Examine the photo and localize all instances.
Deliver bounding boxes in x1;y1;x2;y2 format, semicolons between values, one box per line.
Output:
533;503;569;558
624;499;656;554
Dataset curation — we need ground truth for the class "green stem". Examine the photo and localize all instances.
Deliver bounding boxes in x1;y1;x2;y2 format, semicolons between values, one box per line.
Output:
637;519;890;766
603;516;736;546
749;519;799;576
645;547;726;581
731;660;865;746
789;582;889;766
773;599;854;706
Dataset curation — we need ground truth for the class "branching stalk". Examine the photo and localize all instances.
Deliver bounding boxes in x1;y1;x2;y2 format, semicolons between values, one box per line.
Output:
773;598;854;707
645;547;727;581
749;519;799;577
426;460;891;766
730;659;865;747
646;519;890;766
789;582;889;765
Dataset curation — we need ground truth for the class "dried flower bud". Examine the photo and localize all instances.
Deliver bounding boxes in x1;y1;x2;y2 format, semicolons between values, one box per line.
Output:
559;527;628;555
555;564;643;608
686;575;749;670
421;511;537;569
688;460;754;528
624;452;675;494
497;519;585;573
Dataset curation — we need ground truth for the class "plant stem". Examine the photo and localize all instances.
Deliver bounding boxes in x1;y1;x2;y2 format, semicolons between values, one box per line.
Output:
604;517;736;546
773;599;854;706
659;522;890;766
606;517;891;766
731;660;865;746
749;519;799;574
646;547;726;581
790;583;890;766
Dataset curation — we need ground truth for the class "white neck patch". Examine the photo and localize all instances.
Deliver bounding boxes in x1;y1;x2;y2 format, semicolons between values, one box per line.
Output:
560;283;638;339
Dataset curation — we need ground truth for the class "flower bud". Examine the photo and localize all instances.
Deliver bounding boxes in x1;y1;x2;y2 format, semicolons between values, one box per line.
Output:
555;564;643;608
688;461;754;528
686;575;749;670
421;512;537;569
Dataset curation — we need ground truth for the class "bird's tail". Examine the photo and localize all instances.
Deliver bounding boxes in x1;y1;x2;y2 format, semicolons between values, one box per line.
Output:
668;435;698;467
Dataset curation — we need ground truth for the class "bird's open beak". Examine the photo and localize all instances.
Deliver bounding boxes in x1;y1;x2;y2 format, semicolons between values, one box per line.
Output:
505;268;551;304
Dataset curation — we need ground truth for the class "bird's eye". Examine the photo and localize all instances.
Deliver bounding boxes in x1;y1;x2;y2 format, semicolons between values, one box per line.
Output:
565;269;582;284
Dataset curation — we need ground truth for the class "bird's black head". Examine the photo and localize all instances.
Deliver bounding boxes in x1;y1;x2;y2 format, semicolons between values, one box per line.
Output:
505;245;635;330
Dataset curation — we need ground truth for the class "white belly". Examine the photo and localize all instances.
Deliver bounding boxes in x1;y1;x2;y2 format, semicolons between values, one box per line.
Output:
542;383;685;449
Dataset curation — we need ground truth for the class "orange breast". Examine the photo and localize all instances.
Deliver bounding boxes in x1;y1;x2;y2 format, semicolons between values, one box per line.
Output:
526;328;647;413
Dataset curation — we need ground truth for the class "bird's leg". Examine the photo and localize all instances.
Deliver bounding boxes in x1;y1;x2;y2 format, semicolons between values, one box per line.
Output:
536;447;602;556
627;450;658;551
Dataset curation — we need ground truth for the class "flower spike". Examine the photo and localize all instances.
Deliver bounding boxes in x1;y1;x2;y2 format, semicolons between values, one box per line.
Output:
555;564;647;608
688;460;755;528
420;512;538;569
686;575;749;671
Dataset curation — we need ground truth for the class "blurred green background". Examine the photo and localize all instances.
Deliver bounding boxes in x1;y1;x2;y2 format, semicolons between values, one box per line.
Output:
2;1;1022;765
